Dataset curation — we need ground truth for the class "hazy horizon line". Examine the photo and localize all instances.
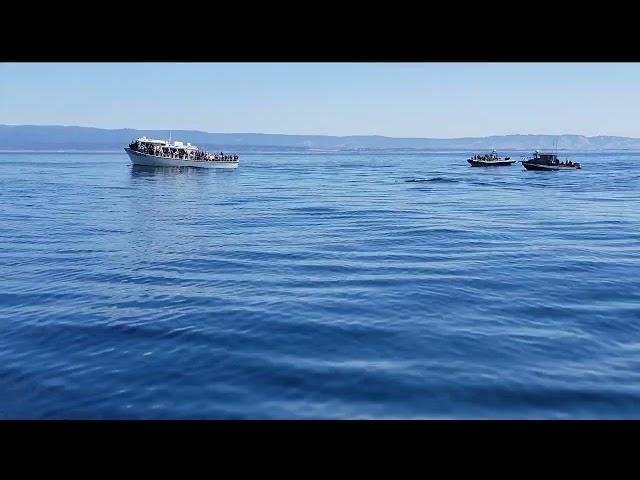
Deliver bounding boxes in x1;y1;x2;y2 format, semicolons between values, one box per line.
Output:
1;123;638;140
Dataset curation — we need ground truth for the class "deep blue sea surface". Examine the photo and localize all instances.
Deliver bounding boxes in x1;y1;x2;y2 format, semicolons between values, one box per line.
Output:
1;151;640;419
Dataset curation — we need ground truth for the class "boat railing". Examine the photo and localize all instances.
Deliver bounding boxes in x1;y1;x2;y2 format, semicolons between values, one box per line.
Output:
130;142;239;162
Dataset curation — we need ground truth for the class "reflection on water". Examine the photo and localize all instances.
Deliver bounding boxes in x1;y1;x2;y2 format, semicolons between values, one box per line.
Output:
130;164;212;177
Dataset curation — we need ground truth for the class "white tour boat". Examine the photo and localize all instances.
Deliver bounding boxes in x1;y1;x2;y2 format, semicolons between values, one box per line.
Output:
125;137;239;169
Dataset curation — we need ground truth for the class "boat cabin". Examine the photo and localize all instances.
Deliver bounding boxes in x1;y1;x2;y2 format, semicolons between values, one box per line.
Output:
129;137;201;158
529;150;559;164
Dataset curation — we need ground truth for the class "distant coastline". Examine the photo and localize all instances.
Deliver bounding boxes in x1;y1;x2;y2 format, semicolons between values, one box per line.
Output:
3;124;640;151
3;149;640;156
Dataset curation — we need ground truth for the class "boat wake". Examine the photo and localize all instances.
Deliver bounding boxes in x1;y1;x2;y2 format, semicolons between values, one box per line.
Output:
404;177;459;183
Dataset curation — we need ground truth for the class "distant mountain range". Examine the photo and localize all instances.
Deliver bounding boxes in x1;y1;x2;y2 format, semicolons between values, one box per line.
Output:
2;124;640;151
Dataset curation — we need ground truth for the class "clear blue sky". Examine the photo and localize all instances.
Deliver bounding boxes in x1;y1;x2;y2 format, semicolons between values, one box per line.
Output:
1;63;639;138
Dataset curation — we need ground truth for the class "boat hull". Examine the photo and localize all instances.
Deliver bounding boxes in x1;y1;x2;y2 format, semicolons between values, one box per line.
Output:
125;148;238;169
467;159;516;167
521;162;580;171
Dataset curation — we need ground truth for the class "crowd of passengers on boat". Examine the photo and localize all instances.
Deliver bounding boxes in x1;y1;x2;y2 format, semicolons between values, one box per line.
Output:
471;153;511;161
546;157;576;167
129;141;239;162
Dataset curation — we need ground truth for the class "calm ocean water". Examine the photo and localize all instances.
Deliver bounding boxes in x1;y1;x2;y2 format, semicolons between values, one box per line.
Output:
1;151;640;419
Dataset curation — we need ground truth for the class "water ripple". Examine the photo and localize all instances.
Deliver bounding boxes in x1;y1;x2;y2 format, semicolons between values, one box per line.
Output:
1;151;640;418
